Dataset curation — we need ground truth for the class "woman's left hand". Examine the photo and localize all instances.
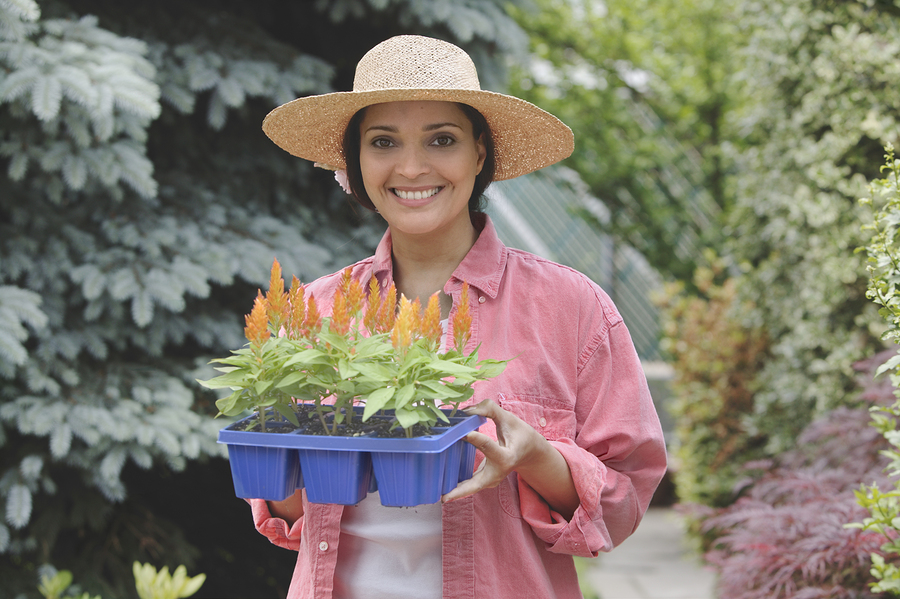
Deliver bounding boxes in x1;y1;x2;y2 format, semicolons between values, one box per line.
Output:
441;399;580;519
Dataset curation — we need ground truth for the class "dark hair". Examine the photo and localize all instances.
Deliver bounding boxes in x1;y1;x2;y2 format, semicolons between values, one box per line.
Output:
341;102;496;214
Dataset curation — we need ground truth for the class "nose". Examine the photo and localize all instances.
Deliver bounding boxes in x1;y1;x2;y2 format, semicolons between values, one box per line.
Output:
394;145;431;179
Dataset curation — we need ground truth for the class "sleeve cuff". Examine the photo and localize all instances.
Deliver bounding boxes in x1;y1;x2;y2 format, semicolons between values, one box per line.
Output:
248;498;303;550
517;440;612;557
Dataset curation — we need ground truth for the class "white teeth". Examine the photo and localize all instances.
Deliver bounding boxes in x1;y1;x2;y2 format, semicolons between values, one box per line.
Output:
394;188;440;200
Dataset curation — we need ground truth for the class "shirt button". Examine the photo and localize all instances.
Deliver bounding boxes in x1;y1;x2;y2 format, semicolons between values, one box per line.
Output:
478;296;486;303
319;541;329;551
539;417;547;427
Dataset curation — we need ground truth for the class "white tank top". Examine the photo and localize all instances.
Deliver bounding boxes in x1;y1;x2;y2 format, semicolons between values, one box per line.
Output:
333;320;448;598
332;491;442;599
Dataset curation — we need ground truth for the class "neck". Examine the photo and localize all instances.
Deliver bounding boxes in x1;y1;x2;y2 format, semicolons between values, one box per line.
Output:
390;215;479;318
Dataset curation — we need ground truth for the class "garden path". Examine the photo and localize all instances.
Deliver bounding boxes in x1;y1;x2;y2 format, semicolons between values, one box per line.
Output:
581;507;718;599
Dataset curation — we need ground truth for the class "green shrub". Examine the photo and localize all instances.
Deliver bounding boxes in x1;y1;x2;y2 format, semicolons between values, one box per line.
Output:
851;144;900;595
657;255;769;507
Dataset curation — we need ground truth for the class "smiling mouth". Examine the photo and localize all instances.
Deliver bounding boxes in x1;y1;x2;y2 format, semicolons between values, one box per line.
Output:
393;187;442;201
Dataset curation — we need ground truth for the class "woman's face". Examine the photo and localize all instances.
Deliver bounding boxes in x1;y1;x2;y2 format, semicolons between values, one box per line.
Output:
359;101;486;239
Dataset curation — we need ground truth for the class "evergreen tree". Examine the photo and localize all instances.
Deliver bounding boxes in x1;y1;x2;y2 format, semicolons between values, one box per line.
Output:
0;0;528;595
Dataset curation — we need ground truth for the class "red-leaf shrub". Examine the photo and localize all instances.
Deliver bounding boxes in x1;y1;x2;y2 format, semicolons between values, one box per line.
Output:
691;351;897;599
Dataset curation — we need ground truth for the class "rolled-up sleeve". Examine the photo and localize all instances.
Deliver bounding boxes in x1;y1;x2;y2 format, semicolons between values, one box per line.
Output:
518;317;667;556
248;498;304;551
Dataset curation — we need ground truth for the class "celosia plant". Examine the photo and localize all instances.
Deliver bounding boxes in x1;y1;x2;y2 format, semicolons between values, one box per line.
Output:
198;259;507;435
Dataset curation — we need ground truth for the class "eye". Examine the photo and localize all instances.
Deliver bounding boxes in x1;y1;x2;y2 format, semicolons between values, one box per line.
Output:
431;134;456;147
371;137;395;149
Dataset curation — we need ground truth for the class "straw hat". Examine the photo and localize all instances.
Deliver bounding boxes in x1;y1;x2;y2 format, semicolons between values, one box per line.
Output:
262;35;574;181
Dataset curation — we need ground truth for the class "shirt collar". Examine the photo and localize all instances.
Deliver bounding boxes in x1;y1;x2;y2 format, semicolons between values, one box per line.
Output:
371;213;507;299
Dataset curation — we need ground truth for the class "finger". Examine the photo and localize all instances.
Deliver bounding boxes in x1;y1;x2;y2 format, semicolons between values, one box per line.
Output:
442;465;497;503
463;398;502;419
442;475;482;503
465;430;514;466
465;399;513;444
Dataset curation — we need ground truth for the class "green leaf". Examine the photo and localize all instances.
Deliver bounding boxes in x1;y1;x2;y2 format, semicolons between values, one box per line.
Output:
317;328;350;352
876;352;900;377
196;370;253;390
275;371;310;389
362;387;396;420
394;406;420;430
429;359;477;377
421;380;459;399
215;389;246;416
338;358;358;379
428;403;450;423
283;348;328;367
475;360;508;379
353;362;395;382
394;383;416;409
272;403;300;427
253;380;273;395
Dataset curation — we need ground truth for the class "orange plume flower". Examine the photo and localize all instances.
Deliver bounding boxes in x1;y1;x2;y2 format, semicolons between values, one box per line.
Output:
450;282;472;351
330;288;351;336
378;282;397;333
304;294;321;336
346;278;365;318
288;276;306;339
422;293;442;346
364;276;382;335
244;291;271;348
391;295;415;350
339;266;352;294
265;259;289;332
410;297;423;338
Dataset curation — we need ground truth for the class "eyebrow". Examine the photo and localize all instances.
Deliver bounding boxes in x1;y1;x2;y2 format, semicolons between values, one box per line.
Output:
364;122;464;134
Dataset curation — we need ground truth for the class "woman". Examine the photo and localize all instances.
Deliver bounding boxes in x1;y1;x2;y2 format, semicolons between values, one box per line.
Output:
249;35;667;599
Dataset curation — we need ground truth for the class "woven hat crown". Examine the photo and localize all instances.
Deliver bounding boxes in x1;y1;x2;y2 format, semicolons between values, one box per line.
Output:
353;36;482;92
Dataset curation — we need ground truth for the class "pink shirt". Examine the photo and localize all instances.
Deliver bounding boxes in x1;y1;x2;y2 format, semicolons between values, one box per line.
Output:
248;215;667;599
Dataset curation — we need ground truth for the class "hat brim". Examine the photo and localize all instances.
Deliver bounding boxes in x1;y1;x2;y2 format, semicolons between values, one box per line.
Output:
261;88;574;181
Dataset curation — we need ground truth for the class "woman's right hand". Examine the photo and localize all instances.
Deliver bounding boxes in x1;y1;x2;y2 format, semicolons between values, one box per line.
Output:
266;489;304;526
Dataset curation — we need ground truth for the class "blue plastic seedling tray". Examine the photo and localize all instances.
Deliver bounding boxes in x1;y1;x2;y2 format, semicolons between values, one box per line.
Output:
226;444;303;502
218;411;485;506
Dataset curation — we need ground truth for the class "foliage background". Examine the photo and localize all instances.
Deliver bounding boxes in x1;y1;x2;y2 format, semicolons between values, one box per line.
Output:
0;0;530;596
509;0;899;513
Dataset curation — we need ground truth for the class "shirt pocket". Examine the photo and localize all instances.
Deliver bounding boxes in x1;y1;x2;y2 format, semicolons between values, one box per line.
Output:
496;393;576;519
496;392;576;442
